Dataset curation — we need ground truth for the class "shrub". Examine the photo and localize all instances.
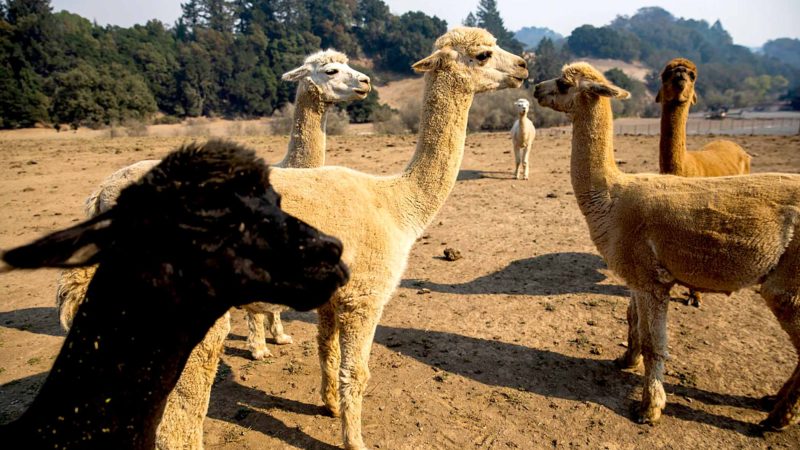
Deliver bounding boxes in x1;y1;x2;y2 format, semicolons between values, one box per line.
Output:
398;99;421;134
372;112;409;135
269;103;295;135
326;109;351;136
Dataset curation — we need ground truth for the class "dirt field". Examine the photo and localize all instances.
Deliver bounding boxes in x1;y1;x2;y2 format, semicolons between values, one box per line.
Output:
1;129;800;449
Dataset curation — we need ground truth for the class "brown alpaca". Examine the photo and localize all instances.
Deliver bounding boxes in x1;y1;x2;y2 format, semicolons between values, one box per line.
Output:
657;57;752;306
657;58;751;178
534;62;800;431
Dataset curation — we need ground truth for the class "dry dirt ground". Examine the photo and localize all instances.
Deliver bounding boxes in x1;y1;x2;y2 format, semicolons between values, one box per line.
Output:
1;128;800;449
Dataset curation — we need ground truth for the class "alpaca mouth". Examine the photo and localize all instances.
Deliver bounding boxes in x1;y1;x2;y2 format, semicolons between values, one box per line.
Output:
353;88;369;97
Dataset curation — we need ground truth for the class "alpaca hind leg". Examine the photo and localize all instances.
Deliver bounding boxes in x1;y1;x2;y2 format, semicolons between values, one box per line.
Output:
615;295;643;369
759;276;800;430
266;311;293;345
317;301;341;417
520;145;530;180
156;313;231;450
246;312;272;360
338;300;384;450
635;290;670;424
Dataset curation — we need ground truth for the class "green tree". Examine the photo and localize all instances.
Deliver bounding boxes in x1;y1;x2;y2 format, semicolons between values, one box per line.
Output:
474;0;523;54
462;12;477;27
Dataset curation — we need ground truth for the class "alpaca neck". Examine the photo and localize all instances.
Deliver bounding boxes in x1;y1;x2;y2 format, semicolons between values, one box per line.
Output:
279;82;329;168
571;96;622;201
659;100;689;174
399;70;473;232
518;109;530;131
3;263;222;448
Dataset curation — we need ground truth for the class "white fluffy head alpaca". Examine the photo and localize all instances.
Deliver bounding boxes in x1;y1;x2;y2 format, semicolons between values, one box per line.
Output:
514;98;530;114
282;49;371;102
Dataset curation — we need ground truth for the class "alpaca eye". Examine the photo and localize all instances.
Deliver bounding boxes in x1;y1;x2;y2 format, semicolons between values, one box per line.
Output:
688;72;696;81
556;79;570;92
325;69;339;75
475;51;492;62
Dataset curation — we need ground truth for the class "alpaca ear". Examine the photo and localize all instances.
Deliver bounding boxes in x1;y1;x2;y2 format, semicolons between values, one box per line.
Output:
655;89;663;104
282;65;311;82
412;49;455;73
1;212;113;271
585;81;630;99
691;91;697;105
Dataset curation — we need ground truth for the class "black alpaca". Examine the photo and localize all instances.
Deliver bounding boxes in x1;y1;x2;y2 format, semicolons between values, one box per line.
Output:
0;140;348;449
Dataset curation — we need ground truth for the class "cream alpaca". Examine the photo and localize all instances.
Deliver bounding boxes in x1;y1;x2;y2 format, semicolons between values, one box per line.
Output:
534;62;800;430
510;98;535;179
164;27;526;450
657;57;751;306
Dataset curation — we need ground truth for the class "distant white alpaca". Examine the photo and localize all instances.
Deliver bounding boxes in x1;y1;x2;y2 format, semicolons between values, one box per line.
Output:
510;98;535;180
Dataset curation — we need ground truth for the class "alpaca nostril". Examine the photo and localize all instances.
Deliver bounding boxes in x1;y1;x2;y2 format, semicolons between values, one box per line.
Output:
360;76;370;85
518;59;527;70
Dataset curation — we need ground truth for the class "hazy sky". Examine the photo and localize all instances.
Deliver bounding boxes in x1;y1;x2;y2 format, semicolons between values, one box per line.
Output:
50;0;799;48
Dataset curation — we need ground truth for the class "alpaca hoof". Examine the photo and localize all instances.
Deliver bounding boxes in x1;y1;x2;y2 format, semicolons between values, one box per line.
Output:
344;444;370;450
323;404;340;418
250;345;274;360
759;395;778;411
614;352;643;370
273;333;293;345
636;404;662;425
759;415;791;432
684;291;701;308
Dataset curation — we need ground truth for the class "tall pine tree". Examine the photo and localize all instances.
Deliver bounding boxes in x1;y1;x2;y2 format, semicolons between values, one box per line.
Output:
474;0;523;55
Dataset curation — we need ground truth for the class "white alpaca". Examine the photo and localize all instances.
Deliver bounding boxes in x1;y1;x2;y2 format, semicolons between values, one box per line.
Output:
510;98;535;179
57;50;370;360
54;50;370;450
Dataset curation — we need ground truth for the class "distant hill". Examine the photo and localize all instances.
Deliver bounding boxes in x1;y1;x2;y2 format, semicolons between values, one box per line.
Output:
763;38;800;70
515;26;563;50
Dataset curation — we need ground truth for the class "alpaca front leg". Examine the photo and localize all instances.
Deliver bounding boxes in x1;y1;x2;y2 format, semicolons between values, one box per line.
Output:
338;302;382;450
520;145;530;180
635;290;669;424
761;364;800;430
513;145;522;179
317;301;341;417
615;296;643;369
266;311;293;345
246;312;272;360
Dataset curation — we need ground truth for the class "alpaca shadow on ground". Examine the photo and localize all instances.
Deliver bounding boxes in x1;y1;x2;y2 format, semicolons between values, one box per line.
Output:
0;307;65;337
371;325;766;436
457;169;514;181
207;361;339;450
0;371;49;425
402;252;629;298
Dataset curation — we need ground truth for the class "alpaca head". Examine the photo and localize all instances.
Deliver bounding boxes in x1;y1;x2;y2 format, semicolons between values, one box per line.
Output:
656;58;697;105
282;49;371;102
533;62;630;114
411;27;528;93
1;141;349;312
514;98;530;114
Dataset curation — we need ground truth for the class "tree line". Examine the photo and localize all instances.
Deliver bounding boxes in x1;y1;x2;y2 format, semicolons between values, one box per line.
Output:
0;0;448;129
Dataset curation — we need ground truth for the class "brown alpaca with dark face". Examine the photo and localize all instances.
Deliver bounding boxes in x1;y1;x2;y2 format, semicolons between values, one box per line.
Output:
657;57;751;178
657;57;752;306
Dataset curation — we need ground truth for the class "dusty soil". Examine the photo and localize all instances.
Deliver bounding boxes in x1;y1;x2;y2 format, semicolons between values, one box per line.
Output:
1;128;800;449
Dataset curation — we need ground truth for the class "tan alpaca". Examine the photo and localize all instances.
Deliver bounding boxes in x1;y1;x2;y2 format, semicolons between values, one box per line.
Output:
534;62;800;431
657;57;751;306
54;50;371;450
510;98;535;179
